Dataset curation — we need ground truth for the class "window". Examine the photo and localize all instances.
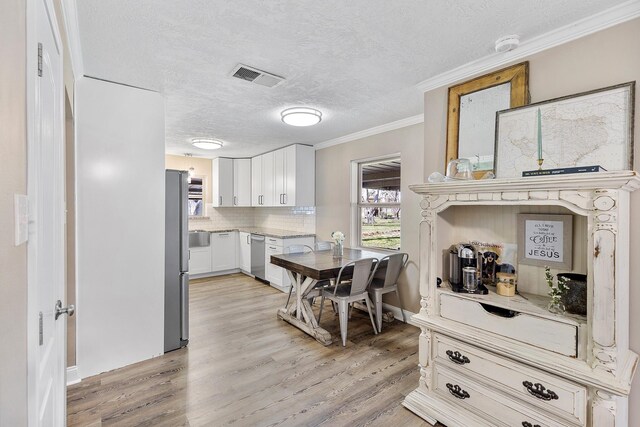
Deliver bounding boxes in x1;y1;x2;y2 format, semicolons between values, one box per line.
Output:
356;157;401;250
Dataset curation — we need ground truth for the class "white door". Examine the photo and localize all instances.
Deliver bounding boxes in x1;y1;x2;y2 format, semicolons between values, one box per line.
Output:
28;0;67;425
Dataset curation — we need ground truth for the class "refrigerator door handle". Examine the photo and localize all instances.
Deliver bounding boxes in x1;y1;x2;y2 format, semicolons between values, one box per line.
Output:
180;173;189;272
180;273;189;340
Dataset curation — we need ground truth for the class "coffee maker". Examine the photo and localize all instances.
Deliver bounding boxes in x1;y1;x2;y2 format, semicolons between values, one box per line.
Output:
449;244;487;294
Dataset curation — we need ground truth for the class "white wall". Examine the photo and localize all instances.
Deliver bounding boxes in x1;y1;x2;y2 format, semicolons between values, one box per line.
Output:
75;77;165;378
315;123;424;313
0;0;28;423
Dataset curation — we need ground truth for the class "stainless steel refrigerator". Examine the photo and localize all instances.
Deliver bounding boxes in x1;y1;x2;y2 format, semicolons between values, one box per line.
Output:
165;169;189;352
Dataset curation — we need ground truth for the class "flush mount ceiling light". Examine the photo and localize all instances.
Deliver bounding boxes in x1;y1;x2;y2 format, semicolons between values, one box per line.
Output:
281;107;322;127
191;138;223;150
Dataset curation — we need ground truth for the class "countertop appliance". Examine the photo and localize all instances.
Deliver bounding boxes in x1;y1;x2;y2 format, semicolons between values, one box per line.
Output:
165;169;189;352
251;234;266;281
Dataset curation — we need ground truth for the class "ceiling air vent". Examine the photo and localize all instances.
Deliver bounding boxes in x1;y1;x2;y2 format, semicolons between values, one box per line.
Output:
230;64;285;88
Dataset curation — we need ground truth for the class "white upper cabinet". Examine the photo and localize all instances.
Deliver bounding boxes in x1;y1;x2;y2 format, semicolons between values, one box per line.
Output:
211;157;233;207
232;159;251;206
252;144;315;207
251;155;263;206
251;151;275;207
262;151;275;206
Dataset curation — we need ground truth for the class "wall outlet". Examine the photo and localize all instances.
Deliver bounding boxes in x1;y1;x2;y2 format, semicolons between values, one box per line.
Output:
14;194;29;246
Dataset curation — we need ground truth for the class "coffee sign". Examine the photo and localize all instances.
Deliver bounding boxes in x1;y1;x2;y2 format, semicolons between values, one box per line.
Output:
518;214;573;269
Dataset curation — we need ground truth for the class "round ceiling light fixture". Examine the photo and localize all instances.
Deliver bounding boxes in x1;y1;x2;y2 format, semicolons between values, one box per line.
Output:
281;107;322;127
191;138;223;150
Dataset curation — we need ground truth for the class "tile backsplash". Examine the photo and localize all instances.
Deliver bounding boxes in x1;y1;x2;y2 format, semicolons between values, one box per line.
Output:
189;205;316;234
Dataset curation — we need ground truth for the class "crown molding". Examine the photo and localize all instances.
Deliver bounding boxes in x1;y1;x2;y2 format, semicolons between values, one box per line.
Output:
314;114;424;151
416;0;640;93
61;0;84;79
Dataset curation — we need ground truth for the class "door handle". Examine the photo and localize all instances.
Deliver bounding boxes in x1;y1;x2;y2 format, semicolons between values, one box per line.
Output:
234;196;237;205
219;196;223;205
283;193;287;204
247;235;250;244
55;300;75;320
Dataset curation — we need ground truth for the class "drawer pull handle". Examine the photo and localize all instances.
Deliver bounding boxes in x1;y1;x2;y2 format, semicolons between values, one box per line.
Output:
446;383;470;400
522;422;541;427
522;381;558;401
446;350;470;365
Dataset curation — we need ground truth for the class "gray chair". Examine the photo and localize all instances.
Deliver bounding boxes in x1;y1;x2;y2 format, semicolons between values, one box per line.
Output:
318;258;379;346
314;241;332;251
368;252;408;332
284;245;314;308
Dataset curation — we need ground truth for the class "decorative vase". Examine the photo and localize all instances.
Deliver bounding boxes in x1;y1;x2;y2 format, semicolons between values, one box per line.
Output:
333;242;343;259
547;299;566;315
558;273;587;316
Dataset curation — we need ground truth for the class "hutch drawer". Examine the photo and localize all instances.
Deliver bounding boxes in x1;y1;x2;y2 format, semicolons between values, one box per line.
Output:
434;333;587;425
439;293;578;357
434;364;574;427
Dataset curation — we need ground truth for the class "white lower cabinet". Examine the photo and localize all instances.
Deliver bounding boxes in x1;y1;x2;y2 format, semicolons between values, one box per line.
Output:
238;231;251;273
265;236;314;292
210;231;237;272
189;246;212;275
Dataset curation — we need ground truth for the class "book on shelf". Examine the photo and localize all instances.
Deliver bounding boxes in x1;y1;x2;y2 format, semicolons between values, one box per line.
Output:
522;165;607;177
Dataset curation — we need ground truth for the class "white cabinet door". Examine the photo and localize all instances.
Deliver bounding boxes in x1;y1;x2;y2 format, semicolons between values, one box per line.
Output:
265;244;284;286
189;247;212;274
273;148;285;206
238;231;251;273
282;145;297;206
211;231;238;272
212;158;233;207
262;151;275;206
251;155;262;206
233;159;251;207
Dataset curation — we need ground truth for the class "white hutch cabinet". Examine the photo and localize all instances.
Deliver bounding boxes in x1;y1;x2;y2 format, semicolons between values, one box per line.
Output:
405;172;639;427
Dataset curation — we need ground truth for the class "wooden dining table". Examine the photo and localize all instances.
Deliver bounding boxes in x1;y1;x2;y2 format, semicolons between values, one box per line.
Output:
270;247;387;345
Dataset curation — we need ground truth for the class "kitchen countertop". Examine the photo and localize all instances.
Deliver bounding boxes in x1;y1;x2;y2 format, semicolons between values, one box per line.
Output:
190;227;315;238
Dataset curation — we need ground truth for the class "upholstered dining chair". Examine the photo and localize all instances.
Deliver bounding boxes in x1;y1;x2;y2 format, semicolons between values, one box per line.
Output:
368;252;408;332
318;258;379;346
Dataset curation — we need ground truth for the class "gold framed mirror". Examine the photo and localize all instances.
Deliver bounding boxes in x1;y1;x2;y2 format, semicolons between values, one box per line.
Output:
445;62;529;177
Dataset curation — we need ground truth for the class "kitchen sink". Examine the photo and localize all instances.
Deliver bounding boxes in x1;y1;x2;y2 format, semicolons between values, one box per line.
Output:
189;230;210;248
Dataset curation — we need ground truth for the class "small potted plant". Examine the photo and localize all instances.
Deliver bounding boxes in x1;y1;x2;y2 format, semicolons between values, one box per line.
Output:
545;266;568;314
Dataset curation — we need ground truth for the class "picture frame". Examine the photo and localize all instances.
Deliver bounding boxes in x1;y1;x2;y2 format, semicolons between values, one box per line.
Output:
517;214;573;270
494;82;635;179
445;62;529;178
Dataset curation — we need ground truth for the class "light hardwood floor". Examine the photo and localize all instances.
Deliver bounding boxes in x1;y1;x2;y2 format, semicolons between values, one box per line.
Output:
67;274;433;427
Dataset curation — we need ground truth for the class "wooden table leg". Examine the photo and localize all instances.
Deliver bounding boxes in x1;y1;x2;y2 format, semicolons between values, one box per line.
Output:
279;270;332;345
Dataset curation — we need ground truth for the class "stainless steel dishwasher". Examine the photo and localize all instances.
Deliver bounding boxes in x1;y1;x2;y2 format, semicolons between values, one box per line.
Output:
250;234;266;281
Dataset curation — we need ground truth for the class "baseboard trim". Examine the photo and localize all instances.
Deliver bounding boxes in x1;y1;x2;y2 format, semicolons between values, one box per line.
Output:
382;303;417;325
66;365;81;386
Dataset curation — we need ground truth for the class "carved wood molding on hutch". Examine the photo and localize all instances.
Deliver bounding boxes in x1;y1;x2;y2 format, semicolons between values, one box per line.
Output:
405;171;640;427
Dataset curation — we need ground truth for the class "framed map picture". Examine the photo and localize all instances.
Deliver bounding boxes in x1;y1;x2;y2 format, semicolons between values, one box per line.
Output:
517;214;572;269
494;82;634;178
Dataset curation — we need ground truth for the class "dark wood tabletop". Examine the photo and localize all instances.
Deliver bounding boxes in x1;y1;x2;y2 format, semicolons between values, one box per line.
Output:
270;248;387;280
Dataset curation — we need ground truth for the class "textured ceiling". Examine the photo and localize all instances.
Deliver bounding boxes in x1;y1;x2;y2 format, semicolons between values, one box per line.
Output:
76;0;626;158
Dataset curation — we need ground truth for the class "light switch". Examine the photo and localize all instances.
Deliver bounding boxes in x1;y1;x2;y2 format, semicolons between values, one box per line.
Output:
15;194;29;246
